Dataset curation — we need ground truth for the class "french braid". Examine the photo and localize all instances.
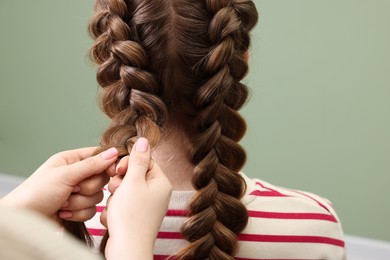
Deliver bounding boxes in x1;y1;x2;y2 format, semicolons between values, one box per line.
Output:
65;0;257;258
176;1;258;259
90;0;170;252
89;0;168;151
63;0;170;248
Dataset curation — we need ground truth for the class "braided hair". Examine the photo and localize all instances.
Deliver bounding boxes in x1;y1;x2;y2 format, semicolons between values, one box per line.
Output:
67;0;258;258
89;0;169;152
175;1;257;259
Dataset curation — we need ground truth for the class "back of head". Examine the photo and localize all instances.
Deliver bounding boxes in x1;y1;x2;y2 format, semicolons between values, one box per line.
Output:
89;0;258;258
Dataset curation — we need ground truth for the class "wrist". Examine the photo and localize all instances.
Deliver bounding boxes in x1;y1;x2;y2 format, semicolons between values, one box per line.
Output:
0;189;31;209
106;236;154;260
1;186;51;217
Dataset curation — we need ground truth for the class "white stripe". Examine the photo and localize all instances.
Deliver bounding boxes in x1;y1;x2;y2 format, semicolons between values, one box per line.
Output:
154;238;187;255
246;196;333;213
154;238;345;259
245;218;343;237
236;240;345;259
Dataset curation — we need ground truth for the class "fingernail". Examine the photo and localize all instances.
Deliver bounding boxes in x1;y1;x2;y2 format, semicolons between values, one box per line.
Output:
135;137;149;152
100;147;118;160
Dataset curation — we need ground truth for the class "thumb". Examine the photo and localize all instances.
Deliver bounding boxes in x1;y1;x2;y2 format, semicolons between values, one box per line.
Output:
60;147;119;185
122;137;151;184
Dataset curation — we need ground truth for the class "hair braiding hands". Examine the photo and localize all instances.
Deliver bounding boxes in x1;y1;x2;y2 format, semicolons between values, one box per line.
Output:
101;137;172;260
1;147;118;222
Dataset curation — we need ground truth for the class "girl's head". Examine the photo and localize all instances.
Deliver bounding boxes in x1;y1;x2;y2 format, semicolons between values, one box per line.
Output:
89;0;258;258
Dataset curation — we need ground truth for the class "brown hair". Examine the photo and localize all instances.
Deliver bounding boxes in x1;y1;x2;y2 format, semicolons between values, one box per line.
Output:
66;0;258;258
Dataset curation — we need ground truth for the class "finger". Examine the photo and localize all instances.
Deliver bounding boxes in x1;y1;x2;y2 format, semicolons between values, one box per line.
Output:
122;137;151;184
144;161;163;181
148;159;154;172
100;195;112;228
59;207;97;222
60;148;119;186
107;175;123;194
78;174;110;196
115;156;129;176
43;147;99;168
62;191;104;211
100;208;108;228
106;161;118;177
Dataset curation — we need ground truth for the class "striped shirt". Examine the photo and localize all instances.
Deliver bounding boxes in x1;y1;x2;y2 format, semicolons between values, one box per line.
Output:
86;173;346;259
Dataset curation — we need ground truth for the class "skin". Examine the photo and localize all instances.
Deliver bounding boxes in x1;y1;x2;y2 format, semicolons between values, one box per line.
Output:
103;138;172;260
111;52;250;192
113;120;196;191
1;138;172;259
1;147;117;222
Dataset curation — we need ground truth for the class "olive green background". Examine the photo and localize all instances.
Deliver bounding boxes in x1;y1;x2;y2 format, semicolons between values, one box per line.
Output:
1;1;389;241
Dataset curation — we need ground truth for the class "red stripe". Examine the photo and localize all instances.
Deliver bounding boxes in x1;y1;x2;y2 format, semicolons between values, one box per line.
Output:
248;210;337;222
154;254;324;260
166;209;337;222
287;190;331;213
166;209;188;217
254;182;287;196
158;232;183;239
157;232;344;247
251;184;333;214
254;181;272;189
250;181;289;197
96;206;105;213
88;228;106;236
249;190;287;197
238;234;345;247
235;258;323;260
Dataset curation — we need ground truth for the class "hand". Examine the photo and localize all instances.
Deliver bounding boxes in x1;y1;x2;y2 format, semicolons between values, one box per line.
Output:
1;147;118;222
102;138;172;260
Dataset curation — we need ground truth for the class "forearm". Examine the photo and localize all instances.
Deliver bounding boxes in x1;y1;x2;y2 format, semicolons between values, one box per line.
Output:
0;185;34;210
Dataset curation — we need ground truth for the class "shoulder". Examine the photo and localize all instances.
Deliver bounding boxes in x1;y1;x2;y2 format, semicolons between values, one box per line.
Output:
237;173;346;260
242;173;337;216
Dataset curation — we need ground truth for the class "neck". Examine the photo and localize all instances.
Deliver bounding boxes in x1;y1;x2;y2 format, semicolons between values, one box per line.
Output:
152;122;195;191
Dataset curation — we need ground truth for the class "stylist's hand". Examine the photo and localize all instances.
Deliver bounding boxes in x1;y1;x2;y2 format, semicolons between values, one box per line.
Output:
102;138;172;260
1;147;118;222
